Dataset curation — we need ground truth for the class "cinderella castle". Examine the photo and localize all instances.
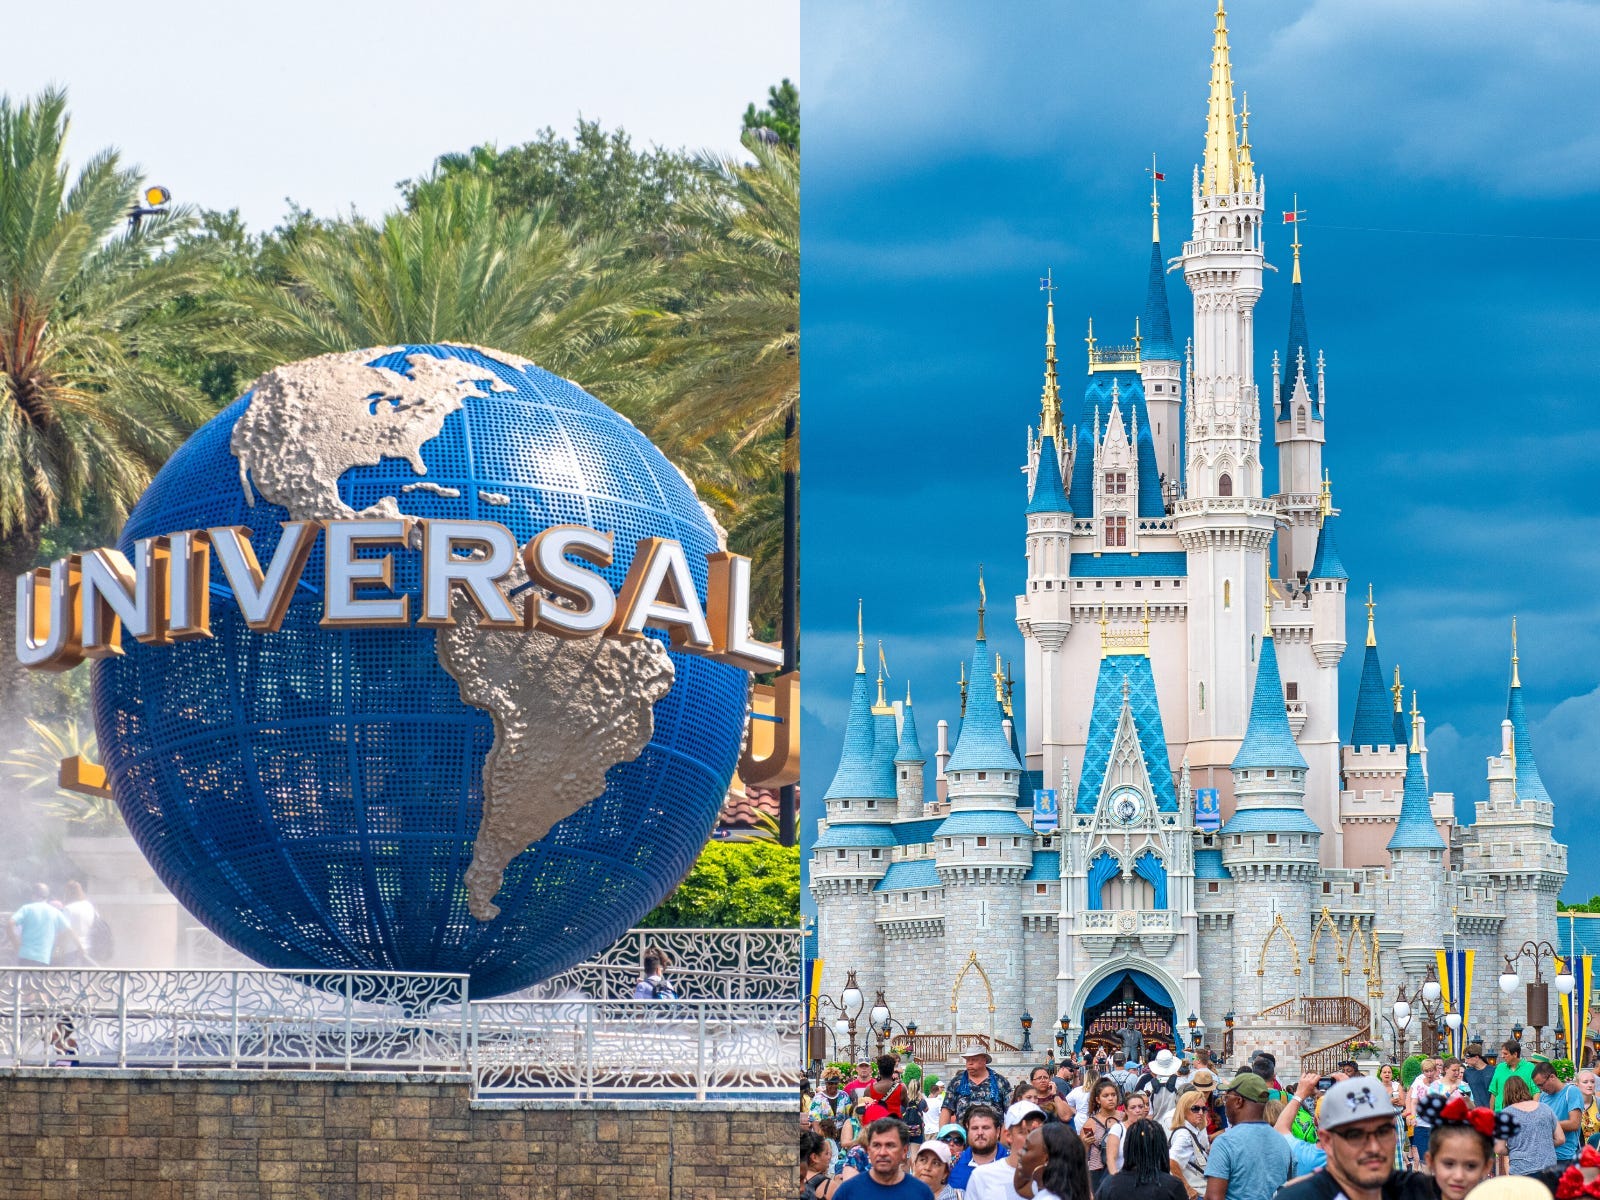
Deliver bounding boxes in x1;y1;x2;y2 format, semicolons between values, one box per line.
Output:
810;3;1567;1072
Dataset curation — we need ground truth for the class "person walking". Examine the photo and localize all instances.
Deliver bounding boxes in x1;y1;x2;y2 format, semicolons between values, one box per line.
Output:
10;884;76;966
965;1103;1045;1200
1168;1087;1212;1200
1272;1077;1440;1200
1576;1069;1600;1145
1462;1044;1496;1109
1202;1073;1293;1200
1080;1078;1122;1191
1490;1040;1536;1112
1022;1122;1095;1200
803;1129;842;1199
941;1045;1011;1128
834;1118;935;1198
1498;1076;1559;1176
909;1141;960;1200
1135;1050;1185;1128
1406;1057;1442;1167
632;949;676;999
59;881;98;966
1532;1060;1584;1166
949;1106;1006;1190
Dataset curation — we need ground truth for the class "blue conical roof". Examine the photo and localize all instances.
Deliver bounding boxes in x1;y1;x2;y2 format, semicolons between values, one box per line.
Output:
1392;698;1408;748
895;695;926;763
1143;238;1176;362
1027;434;1070;514
1280;279;1314;420
945;636;1022;775
1232;633;1308;770
1507;680;1551;804
1389;739;1445;851
1350;642;1393;748
1309;515;1347;580
870;705;899;799
1067;372;1165;519
824;659;881;800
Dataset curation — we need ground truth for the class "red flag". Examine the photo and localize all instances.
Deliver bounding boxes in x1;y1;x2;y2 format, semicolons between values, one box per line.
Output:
1153;171;1166;181
1282;211;1297;223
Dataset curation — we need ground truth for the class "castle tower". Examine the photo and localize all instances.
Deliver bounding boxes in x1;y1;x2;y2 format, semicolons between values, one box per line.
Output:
1297;479;1347;860
937;581;1031;1034
1339;589;1412;868
1218;598;1320;1012
810;605;893;1008
1385;694;1448;988
1175;0;1277;800
895;684;927;820
870;642;900;806
1273;210;1327;584
1139;168;1183;495
1460;624;1565;1034
1020;285;1075;799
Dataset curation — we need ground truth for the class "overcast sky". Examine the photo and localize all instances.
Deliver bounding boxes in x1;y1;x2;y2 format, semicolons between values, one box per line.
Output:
802;0;1600;904
14;0;798;230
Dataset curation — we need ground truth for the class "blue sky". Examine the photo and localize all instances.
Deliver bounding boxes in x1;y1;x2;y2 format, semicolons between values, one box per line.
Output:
800;0;1600;909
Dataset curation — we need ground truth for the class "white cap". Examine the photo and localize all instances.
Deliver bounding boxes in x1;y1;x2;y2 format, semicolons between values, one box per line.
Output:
915;1140;953;1166
1003;1101;1046;1130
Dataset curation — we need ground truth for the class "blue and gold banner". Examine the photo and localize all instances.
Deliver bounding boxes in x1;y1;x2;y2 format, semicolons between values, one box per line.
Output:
1437;948;1475;1059
1556;955;1592;1064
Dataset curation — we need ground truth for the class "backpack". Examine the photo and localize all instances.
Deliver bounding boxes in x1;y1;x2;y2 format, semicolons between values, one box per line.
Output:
88;913;114;963
645;976;676;1000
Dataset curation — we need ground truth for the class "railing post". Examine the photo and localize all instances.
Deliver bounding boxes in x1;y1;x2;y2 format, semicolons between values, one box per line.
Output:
116;972;128;1069
583;1003;596;1101
230;972;240;1069
468;1002;479;1099
696;1002;708;1102
8;973;18;1067
344;975;354;1073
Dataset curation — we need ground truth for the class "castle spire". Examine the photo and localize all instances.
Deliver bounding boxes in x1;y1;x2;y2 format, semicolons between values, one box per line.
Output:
1350;585;1394;748
1231;614;1307;772
1392;664;1407;748
1365;583;1376;648
894;680;925;765
825;602;884;802
1149;152;1162;243
976;564;987;641
873;640;891;711
1389;689;1446;851
1039;270;1062;439
1203;0;1241;196
855;598;865;673
1505;618;1551;804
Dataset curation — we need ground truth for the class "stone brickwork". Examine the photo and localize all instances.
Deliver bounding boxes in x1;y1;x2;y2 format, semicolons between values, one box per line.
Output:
0;1070;794;1200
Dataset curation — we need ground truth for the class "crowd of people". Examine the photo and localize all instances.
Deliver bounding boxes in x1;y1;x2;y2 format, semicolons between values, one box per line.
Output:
799;1034;1600;1200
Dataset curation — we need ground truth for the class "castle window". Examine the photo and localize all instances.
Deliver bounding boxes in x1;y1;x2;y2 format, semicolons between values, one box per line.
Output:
1323;881;1331;893
1266;833;1278;844
977;837;988;847
1286;682;1299;701
900;769;907;779
836;849;847;860
978;772;987;781
870;848;881;859
841;801;849;809
922;891;929;900
1013;837;1020;848
1297;405;1307;433
1208;882;1219;893
1301;835;1310;845
944;839;952;849
1219;473;1234;497
1044;580;1051;589
865;800;876;808
1036;884;1048;895
1106;471;1128;496
1223;581;1231;609
1352;881;1361;895
1266;769;1276;779
1106;516;1127;547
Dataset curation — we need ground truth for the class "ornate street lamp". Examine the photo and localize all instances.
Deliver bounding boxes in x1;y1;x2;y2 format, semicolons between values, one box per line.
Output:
1502;941;1562;1052
814;969;868;1062
1194;1017;1207;1049
1021;1011;1034;1053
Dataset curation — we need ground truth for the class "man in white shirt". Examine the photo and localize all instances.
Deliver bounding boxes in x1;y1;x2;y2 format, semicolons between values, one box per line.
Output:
967;1102;1046;1200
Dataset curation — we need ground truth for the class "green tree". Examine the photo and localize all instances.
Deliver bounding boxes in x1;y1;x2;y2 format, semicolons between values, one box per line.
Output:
641;839;799;928
406;120;706;241
226;174;668;407
0;88;218;698
743;79;800;150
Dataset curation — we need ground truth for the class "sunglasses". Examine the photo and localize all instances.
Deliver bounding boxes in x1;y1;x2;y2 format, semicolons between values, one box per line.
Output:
1331;1124;1397;1146
1187;1104;1208;1112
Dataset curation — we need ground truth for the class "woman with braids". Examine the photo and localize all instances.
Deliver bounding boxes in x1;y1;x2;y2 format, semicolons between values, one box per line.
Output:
1010;1121;1095;1200
1095;1119;1184;1200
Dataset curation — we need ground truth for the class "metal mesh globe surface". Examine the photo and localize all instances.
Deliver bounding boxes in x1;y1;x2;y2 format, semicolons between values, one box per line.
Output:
92;345;748;997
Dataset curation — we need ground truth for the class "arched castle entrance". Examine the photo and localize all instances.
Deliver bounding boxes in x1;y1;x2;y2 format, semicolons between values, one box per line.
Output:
1070;958;1188;1056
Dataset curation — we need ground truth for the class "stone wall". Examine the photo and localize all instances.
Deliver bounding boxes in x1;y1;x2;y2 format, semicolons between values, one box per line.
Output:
0;1069;794;1200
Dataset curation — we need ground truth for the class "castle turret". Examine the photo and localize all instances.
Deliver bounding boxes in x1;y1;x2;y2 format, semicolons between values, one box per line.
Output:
1385;693;1447;985
1339;589;1411;868
937;578;1031;1030
1273;211;1327;584
870;642;900;806
1295;475;1348;861
1139;169;1183;494
1349;586;1393;749
811;604;893;1008
895;683;927;819
1219;598;1320;1009
1175;0;1276;801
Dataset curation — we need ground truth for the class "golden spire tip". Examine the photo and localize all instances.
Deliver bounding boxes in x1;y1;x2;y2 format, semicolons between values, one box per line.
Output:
1511;615;1521;688
855;598;865;673
1365;583;1376;648
1392;663;1403;713
1409;689;1422;754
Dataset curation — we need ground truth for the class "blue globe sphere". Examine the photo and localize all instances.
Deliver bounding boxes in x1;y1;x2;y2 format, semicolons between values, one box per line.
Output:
92;344;749;996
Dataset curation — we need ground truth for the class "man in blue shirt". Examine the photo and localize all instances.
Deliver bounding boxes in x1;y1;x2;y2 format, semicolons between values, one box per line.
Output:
834;1117;935;1198
1204;1072;1294;1200
1534;1060;1585;1163
11;884;73;966
948;1106;1007;1190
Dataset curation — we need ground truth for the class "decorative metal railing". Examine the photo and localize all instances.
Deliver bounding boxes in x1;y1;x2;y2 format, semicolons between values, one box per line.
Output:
521;928;801;1001
901;1032;1021;1063
469;998;803;1099
1256;995;1371;1030
0;969;469;1071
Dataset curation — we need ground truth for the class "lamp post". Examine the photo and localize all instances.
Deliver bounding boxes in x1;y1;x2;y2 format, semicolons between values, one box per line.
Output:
868;989;920;1058
1500;941;1567;1052
814;970;866;1063
1383;966;1447;1059
1187;1012;1198;1051
1224;1010;1236;1058
1021;1011;1034;1054
1194;1017;1207;1049
1059;1013;1073;1059
128;185;171;233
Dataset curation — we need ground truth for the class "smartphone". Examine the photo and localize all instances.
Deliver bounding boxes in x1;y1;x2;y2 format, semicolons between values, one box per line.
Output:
1317;1077;1336;1092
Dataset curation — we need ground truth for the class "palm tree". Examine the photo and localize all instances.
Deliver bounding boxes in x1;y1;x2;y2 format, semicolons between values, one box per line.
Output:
227;173;669;407
0;88;217;699
1;717;121;833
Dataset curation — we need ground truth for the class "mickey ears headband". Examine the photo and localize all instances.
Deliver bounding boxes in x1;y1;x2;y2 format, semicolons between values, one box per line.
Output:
1414;1092;1519;1140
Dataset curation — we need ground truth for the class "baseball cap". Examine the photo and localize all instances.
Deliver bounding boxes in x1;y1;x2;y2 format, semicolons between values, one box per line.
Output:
1004;1101;1046;1129
916;1140;954;1166
935;1123;967;1144
1219;1073;1270;1103
1318;1076;1399;1131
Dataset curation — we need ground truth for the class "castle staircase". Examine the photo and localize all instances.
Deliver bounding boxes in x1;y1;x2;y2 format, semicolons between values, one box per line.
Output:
1231;996;1372;1077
